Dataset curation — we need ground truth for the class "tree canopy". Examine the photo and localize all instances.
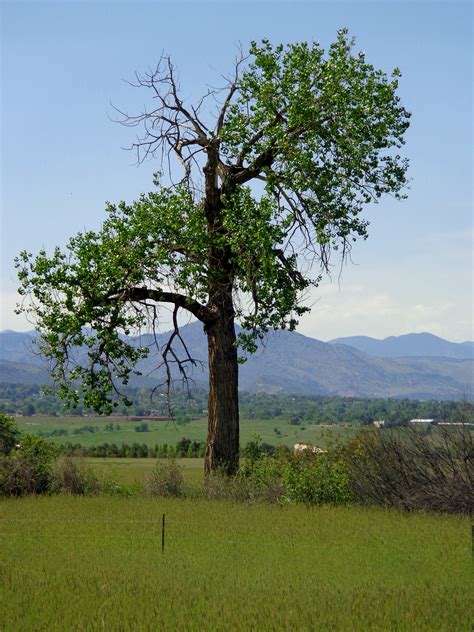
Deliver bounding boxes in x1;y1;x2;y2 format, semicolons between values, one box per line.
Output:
16;31;410;472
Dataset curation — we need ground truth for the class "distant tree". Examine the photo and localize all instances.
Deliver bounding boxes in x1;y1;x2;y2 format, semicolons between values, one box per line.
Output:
0;414;20;456
134;422;149;433
289;416;302;426
157;443;169;458
176;437;192;457
23;403;35;417
16;31;410;475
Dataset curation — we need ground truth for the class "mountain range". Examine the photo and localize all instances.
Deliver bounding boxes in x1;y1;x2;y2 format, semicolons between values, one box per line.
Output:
329;332;474;360
0;326;472;400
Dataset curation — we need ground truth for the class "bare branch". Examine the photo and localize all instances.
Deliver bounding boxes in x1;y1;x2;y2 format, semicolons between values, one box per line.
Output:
105;286;216;326
215;48;247;136
111;55;210;178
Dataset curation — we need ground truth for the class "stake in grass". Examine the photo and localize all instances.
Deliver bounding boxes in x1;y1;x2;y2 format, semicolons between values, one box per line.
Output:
16;31;410;475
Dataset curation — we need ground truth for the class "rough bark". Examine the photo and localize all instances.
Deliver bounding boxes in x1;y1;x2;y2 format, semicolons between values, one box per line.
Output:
205;307;240;476
203;141;240;475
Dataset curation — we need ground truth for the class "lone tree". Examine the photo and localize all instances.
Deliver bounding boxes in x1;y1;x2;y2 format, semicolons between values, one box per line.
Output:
16;32;410;475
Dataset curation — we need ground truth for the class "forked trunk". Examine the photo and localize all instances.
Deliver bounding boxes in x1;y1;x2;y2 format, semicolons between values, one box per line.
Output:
205;312;239;476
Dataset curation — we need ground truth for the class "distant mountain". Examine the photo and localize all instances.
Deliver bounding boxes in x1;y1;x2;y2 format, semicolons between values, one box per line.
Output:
0;360;49;385
329;332;474;360
0;325;472;400
0;330;43;366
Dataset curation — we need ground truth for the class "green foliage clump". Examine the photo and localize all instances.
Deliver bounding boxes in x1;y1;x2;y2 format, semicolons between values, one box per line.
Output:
0;433;58;496
0;414;20;456
146;458;184;497
207;438;351;506
281;452;352;505
134;422;149;433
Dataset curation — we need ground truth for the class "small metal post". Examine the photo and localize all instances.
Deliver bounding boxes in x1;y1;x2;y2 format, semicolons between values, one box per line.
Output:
162;513;166;553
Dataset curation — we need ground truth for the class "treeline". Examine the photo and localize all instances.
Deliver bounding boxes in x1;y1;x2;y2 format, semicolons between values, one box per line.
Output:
59;437;206;459
39;423;122;439
238;393;468;424
0;383;207;418
0;383;471;424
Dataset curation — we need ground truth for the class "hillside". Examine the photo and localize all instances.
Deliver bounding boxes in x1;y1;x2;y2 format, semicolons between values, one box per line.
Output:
1;325;472;400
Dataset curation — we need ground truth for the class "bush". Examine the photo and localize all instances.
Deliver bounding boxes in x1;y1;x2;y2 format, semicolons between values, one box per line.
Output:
205;450;349;506
146;459;184;497
0;414;20;456
51;456;100;495
203;457;285;504
238;455;285;503
281;453;352;505
204;469;255;502
242;434;264;464
342;425;474;514
0;435;58;496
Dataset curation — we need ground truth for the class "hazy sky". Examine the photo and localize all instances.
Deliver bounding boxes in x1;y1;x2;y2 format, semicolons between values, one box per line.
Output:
1;1;472;341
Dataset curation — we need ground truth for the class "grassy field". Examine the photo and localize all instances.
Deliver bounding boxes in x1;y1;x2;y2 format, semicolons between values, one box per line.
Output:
16;414;352;449
0;496;470;631
87;457;204;485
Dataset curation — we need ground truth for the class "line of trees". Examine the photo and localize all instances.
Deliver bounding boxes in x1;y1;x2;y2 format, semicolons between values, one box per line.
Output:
59;437;206;459
1;383;470;425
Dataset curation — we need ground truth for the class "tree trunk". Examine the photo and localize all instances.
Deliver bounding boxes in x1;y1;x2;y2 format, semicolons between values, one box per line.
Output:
203;141;239;476
205;307;239;477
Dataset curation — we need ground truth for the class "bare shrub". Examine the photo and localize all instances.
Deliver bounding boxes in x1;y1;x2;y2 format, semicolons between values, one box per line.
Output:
203;471;276;504
204;470;253;502
146;459;184;498
344;424;473;514
52;456;100;495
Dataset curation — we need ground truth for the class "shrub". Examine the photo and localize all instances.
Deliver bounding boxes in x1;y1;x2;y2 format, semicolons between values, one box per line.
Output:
206;450;349;506
238;455;285;503
0;435;58;496
146;459;184;497
242;434;264;464
343;425;474;514
0;414;20;456
281;453;352;505
51;456;100;495
204;469;255;503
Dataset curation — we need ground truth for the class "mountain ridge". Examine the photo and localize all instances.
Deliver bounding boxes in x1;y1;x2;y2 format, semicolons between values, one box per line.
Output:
328;332;473;359
0;326;472;400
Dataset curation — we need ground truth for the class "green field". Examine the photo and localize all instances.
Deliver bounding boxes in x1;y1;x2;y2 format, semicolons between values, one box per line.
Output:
0;496;470;631
16;415;351;449
87;457;204;485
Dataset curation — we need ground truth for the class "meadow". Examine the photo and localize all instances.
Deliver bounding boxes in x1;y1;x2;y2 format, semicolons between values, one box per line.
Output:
87;457;204;486
15;414;351;449
0;496;470;631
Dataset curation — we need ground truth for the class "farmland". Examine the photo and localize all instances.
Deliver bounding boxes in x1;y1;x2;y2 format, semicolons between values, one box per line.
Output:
0;496;470;631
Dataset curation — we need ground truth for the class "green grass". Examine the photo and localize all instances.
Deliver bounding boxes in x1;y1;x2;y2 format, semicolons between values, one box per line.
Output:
16;414;352;448
0;496;470;631
87;457;204;485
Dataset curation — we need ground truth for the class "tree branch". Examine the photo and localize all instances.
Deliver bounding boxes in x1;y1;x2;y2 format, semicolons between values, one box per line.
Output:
105;286;216;326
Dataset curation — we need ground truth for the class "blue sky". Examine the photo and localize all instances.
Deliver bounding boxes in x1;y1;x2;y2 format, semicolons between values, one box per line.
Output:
1;1;472;341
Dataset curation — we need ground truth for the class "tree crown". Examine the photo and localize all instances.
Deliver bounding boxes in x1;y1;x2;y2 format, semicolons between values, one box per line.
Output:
16;31;410;412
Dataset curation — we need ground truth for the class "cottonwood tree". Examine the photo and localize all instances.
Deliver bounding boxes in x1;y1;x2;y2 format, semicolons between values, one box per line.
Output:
16;32;410;475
